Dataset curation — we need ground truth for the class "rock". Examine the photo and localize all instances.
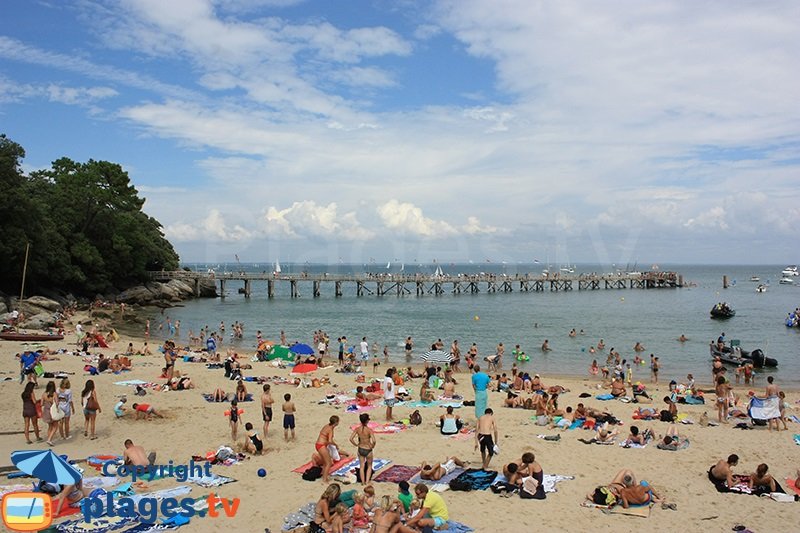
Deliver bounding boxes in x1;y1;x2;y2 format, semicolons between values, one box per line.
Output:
0;301;6;315
117;286;156;305
166;279;194;298
198;279;217;297
23;296;61;312
19;312;56;330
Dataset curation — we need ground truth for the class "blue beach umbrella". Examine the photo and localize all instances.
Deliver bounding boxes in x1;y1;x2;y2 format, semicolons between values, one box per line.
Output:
11;449;81;485
290;343;315;355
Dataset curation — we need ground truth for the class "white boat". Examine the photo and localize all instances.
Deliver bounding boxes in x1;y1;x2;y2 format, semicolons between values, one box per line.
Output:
274;260;281;274
781;266;798;276
779;277;794;285
749;276;760;282
756;284;767;293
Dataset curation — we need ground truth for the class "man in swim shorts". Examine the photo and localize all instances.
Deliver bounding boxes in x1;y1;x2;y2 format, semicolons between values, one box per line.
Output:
420;456;467;480
475;408;498;469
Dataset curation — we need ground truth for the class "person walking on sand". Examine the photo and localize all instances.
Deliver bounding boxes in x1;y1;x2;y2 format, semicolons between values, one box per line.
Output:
81;380;101;440
21;382;42;444
715;376;731;424
384;368;396;421
475;408;498;469
471;365;490;419
765;376;781;431
261;384;274;437
349;413;376;484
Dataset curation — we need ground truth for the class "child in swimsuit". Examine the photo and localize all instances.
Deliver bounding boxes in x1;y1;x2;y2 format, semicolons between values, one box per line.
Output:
282;393;296;441
244;422;263;455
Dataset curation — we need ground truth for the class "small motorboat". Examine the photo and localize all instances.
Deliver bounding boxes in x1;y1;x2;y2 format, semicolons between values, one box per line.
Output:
0;332;64;342
749;276;760;282
781;265;798;276
710;303;735;319
779;277;795;285
786;312;799;328
756;284;767;293
710;343;777;368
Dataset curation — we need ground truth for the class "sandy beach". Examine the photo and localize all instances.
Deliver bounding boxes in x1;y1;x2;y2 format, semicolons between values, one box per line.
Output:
1;312;798;533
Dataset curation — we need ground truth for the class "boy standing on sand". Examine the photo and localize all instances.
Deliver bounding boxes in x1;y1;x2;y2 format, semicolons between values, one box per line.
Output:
475;408;499;469
384;368;396;421
283;393;296;441
261;384;274;437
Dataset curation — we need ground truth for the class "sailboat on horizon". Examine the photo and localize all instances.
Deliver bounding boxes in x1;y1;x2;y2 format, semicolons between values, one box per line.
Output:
274;260;281;274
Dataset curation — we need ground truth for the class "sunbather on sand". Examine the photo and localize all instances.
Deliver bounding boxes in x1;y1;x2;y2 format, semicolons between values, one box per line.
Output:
420;456;467;480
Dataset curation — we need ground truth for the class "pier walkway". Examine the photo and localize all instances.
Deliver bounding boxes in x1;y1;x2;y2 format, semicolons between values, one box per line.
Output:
147;271;683;298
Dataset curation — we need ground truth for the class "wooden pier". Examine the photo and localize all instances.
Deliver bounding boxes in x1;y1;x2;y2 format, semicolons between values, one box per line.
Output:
148;271;683;299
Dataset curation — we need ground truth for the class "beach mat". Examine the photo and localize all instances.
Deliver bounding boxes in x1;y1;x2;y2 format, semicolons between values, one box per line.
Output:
401;400;463;409
202;393;253;402
786;478;800;497
409;467;466;487
293;457;351;474
608;504;652;517
373;465;421;483
439;521;474;533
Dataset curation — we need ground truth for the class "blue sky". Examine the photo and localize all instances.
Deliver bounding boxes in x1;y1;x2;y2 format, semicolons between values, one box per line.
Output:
2;0;799;265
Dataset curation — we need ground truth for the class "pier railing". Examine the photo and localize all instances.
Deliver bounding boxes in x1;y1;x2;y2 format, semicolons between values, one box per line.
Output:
148;270;682;298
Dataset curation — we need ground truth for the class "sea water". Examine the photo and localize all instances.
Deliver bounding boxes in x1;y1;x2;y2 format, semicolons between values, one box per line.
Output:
143;264;800;386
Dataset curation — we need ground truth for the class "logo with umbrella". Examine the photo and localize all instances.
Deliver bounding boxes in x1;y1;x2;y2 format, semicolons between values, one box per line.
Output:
2;450;81;531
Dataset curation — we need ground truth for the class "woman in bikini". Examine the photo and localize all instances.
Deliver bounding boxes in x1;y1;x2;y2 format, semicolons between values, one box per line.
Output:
349;413;376;484
715;375;731;423
312;483;340;532
371;495;401;533
316;415;340;483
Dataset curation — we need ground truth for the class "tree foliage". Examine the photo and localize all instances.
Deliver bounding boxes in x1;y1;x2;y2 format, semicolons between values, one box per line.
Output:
0;134;179;296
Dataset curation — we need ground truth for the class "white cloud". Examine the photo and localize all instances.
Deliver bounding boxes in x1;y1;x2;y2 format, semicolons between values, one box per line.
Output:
377;200;458;238
165;209;252;242
463;216;497;235
262;201;374;241
46;84;118;105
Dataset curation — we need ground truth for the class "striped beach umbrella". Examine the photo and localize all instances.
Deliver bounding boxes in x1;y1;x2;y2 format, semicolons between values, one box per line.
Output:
11;449;81;485
420;350;452;365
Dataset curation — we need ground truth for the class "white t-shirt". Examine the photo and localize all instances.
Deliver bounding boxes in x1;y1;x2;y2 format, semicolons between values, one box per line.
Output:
360;341;369;356
384;377;395;400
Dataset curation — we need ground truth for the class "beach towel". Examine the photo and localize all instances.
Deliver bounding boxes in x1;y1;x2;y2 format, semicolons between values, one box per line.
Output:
794;434;800;446
401;400;463;409
49;515;138;532
595;394;615;400
708;468;754;494
292;456;352;474
0;484;34;499
449;468;498;491
123;486;192;506
187;474;236;488
748;396;780;420
122;522;181;532
282;502;316;531
331;458;391;478
202;393;253;402
409;467;466;487
608;503;652;517
373;465;421;483
437;521;474;533
348;421;408;434
446;429;475;441
474;389;487;418
113;380;148;386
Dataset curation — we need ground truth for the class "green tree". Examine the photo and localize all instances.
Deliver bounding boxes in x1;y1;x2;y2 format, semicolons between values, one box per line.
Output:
0;134;179;296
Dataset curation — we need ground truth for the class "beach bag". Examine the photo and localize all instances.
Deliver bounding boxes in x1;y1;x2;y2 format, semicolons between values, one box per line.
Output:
35;400;43;419
302;466;323;481
34;363;44;377
50;401;66;421
37;481;61;495
85;393;100;411
768;492;794;503
519;476;541;499
592;486;616;506
409;410;422;426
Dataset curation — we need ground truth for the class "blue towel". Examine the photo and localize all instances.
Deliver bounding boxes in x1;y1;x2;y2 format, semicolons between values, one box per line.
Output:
441;520;475;532
793;434;800;446
595;394;615;400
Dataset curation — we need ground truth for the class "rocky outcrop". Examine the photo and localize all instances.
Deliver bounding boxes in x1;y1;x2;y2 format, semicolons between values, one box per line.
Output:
19;312;56;329
116;279;217;306
0;301;6;314
23;296;61;312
